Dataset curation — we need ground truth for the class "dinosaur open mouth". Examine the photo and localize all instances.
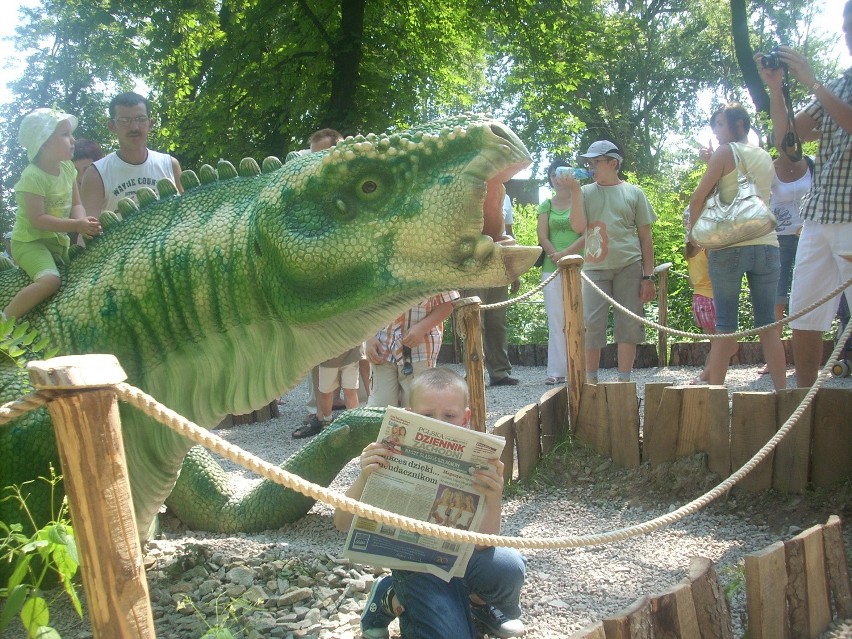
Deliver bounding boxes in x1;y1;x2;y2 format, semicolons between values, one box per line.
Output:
469;120;540;280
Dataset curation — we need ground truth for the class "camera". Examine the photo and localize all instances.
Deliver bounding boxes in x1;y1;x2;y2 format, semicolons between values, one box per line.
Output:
761;46;786;70
402;346;413;376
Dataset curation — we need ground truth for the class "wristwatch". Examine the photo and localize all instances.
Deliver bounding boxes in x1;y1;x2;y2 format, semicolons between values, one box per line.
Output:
642;275;655;281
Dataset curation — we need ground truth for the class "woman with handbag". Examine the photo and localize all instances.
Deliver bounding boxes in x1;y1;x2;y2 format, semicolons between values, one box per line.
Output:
537;158;585;385
688;103;787;390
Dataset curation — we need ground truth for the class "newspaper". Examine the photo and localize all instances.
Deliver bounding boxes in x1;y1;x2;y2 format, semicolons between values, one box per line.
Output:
342;406;505;581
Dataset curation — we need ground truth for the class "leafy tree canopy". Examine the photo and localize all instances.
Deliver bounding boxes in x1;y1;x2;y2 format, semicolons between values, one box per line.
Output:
0;0;841;232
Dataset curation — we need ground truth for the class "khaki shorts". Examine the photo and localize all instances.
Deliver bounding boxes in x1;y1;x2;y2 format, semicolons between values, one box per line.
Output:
582;261;646;348
318;359;360;394
12;238;68;281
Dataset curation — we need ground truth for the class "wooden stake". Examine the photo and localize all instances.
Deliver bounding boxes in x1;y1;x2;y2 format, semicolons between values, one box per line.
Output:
811;388;852;487
785;524;832;638
744;541;790;639
656;265;670;368
772;388;812;493
650;582;700;639
559;255;585;430
823;515;852;619
539;385;568;454
453;297;487;432
513;403;540;481
27;355;156;639
687;557;733;639
603;382;640;468
493;415;515;484
730;392;777;492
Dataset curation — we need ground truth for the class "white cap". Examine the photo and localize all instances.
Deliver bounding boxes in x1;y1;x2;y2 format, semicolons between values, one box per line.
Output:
579;140;622;163
18;108;78;162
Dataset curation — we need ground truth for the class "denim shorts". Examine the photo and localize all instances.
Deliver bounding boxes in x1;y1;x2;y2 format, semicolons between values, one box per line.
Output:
776;234;799;306
708;244;780;333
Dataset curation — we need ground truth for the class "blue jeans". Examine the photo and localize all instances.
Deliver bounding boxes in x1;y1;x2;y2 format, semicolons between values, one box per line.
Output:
392;547;526;639
776;234;799;306
708;244;780;333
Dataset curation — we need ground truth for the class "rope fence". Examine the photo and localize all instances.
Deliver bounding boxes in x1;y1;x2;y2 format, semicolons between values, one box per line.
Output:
578;269;852;342
2;317;849;550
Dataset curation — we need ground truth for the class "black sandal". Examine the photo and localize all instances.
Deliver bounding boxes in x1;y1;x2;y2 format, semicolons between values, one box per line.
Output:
293;415;324;439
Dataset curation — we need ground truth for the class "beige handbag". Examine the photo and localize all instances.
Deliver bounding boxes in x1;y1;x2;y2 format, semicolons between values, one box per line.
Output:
691;144;776;250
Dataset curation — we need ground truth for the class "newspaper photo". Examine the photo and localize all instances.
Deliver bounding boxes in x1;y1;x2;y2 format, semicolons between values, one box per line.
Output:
342;406;505;581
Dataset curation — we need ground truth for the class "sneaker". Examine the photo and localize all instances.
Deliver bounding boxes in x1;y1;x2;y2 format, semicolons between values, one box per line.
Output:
471;603;525;638
361;575;394;639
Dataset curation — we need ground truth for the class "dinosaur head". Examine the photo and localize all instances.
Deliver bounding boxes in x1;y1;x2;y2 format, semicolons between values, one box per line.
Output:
253;114;536;322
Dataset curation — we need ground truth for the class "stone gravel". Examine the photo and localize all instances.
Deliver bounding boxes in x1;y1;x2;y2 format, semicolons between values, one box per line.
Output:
24;363;852;639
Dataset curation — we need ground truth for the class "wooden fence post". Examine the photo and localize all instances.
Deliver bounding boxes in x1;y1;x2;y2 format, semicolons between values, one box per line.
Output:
27;354;156;639
453;296;487;432
559;255;585;430
655;262;672;368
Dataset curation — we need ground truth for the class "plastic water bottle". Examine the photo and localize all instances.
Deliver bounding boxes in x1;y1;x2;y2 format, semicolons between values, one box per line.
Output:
555;166;592;180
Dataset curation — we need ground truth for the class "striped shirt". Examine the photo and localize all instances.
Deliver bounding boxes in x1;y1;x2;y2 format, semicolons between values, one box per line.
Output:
374;292;459;367
801;67;852;224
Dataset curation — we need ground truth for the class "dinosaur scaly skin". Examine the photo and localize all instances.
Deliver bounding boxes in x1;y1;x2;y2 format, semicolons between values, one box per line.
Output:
0;114;535;536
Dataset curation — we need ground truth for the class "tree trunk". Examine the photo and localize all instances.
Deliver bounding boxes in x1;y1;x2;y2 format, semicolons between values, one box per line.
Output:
326;0;367;131
730;0;769;116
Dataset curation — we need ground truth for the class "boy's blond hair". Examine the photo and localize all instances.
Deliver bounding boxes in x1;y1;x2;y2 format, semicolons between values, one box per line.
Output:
409;367;469;406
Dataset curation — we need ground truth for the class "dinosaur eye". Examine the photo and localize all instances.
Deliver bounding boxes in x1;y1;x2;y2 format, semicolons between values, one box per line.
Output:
362;180;377;194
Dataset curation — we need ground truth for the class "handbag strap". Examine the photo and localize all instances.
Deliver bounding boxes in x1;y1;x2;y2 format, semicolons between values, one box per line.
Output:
729;142;746;179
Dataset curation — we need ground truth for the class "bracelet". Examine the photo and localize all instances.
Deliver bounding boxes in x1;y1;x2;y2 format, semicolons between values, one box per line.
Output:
811;80;822;93
642;275;654;281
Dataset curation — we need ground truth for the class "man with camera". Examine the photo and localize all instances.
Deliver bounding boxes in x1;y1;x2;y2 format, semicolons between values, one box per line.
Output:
755;1;852;388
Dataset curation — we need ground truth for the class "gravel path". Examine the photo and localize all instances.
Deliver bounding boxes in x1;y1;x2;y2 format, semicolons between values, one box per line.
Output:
19;363;852;639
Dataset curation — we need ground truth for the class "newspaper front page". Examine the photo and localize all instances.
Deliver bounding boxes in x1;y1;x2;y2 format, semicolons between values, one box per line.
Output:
343;406;505;581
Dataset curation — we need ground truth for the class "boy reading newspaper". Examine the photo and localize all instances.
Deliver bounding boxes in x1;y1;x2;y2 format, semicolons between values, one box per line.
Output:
334;368;526;638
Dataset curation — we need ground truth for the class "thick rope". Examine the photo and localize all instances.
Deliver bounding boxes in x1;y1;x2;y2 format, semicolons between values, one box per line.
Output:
111;318;849;549
580;271;852;341
1;320;846;548
0;389;58;427
480;269;559;311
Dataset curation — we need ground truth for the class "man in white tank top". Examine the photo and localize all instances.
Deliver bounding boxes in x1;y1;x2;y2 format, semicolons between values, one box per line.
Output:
80;92;183;217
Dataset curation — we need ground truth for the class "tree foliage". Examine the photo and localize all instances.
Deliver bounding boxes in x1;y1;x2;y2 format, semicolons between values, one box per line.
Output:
0;0;840;232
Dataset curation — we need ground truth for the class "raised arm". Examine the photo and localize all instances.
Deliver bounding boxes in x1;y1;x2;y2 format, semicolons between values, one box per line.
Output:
333;442;391;532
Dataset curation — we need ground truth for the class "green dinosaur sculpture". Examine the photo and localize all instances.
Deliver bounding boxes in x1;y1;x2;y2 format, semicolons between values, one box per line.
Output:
0;114;535;537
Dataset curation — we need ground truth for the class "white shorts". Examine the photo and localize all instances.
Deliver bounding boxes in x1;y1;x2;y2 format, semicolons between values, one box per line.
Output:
789;220;852;332
318;360;360;394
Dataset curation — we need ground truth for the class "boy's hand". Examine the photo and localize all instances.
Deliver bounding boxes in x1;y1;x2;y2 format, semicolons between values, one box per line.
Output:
77;216;102;238
358;442;391;479
473;459;504;504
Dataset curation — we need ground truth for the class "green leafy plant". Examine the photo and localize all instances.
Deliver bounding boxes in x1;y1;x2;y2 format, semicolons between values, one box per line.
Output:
0;316;59;367
0;467;82;639
720;562;746;601
176;593;261;639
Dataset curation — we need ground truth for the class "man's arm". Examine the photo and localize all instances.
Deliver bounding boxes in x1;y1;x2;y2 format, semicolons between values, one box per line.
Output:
171;156;184;194
79;165;106;219
756;49;852;152
401;299;454;348
637;224;656;302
